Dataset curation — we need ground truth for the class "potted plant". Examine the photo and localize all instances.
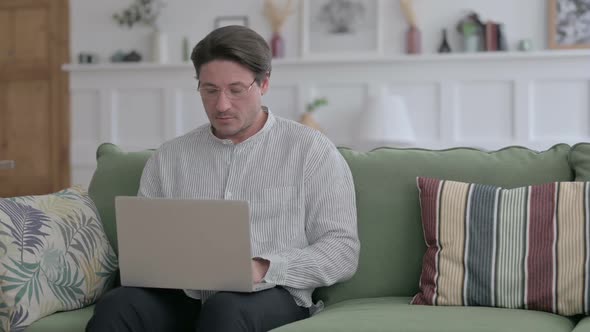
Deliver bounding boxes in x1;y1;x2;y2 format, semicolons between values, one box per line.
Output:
300;97;328;131
113;0;168;63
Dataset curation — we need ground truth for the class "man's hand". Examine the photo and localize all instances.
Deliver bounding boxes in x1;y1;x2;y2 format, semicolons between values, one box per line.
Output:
251;258;270;283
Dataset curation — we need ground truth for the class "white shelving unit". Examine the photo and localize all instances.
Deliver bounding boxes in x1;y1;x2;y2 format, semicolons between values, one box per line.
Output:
64;50;590;186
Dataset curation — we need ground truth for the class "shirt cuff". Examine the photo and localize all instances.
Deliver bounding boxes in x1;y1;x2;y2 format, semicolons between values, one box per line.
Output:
258;253;288;285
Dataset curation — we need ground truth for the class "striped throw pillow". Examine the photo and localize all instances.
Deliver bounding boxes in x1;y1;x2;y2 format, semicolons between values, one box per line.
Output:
411;177;590;316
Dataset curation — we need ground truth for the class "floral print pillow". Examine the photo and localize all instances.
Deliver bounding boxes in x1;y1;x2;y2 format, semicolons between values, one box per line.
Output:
0;186;117;331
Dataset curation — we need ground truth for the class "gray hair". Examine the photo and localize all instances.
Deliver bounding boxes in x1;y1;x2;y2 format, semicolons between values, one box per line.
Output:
191;25;272;84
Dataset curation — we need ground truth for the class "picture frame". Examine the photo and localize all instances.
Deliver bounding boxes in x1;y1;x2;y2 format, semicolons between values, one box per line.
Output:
301;0;383;58
548;0;590;49
214;15;249;29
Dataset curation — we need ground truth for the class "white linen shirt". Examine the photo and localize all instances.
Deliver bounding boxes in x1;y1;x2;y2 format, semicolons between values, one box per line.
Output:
137;108;360;311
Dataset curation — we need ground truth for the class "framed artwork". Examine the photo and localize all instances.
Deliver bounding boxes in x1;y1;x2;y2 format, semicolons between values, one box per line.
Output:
301;0;383;57
548;0;590;49
214;15;249;29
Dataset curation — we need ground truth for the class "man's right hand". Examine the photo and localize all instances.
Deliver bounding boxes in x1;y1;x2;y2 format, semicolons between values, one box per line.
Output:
251;258;270;283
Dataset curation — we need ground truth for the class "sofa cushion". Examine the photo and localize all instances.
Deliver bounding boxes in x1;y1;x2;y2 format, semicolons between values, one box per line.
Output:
413;178;590;316
573;316;590;331
313;144;573;307
570;143;590;181
25;305;94;332
273;297;576;332
88;143;154;254
0;187;116;331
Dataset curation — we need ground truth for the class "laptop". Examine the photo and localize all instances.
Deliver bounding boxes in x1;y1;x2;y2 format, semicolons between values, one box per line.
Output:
114;196;275;293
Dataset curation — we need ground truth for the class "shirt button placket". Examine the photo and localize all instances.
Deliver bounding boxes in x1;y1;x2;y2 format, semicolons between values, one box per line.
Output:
225;145;235;200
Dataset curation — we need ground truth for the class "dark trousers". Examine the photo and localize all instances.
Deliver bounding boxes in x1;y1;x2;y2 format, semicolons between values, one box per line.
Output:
86;286;310;332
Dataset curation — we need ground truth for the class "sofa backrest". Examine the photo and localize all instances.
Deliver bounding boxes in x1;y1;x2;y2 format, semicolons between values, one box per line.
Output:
88;143;574;306
313;144;574;306
88;143;153;254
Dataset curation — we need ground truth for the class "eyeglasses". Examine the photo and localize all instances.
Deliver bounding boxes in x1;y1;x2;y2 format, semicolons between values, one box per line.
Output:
197;79;256;100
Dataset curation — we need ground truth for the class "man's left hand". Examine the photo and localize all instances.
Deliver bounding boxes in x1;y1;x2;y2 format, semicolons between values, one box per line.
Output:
251;258;270;283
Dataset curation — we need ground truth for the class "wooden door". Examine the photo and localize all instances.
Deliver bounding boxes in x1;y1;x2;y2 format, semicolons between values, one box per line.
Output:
0;0;69;197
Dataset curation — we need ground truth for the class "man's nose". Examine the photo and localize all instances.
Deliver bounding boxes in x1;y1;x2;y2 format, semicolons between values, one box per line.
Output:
215;91;231;111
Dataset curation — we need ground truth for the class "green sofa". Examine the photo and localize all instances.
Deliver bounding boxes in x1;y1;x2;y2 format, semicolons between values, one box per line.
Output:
25;142;590;332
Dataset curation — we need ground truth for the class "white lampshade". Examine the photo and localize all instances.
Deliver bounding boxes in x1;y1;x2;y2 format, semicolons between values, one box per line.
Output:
357;93;415;147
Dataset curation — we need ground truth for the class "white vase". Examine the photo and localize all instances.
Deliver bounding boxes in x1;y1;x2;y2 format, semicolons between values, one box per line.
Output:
464;35;480;53
152;30;168;63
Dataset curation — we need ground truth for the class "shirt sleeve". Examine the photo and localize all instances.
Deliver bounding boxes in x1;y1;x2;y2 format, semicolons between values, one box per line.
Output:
258;138;360;289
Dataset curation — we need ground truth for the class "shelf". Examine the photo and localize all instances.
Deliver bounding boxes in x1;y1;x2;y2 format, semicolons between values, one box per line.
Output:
62;62;192;72
274;49;590;65
63;49;590;72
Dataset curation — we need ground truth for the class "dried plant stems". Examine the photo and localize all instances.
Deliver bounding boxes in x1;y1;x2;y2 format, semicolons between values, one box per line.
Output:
263;0;295;33
400;0;417;27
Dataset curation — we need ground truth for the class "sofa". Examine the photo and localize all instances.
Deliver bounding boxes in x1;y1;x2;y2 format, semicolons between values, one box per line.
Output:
24;142;590;332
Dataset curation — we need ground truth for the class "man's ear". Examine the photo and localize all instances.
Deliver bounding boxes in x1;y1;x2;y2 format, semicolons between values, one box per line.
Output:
260;75;270;96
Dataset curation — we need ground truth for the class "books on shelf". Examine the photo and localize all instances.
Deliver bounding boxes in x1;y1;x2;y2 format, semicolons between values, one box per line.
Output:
484;21;508;52
460;19;508;52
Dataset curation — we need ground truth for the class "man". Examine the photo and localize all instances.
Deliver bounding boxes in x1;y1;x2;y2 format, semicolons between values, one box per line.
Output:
86;25;360;332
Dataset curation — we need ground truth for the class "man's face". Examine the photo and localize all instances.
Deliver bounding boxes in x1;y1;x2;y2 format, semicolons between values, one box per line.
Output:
198;60;269;143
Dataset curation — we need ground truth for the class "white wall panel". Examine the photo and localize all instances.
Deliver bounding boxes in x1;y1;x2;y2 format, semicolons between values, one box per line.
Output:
532;80;590;141
263;86;298;121
456;81;514;142
72;168;96;188
71;90;99;143
179;89;208;135
116;89;164;149
71;90;100;185
313;84;368;147
387;83;440;142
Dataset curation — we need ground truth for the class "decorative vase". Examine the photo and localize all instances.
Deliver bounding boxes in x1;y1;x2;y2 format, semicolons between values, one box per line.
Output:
438;29;452;53
182;36;190;62
497;24;508;51
464;35;480;53
518;39;532;52
152;30;168;63
270;32;285;58
300;113;322;131
406;25;421;54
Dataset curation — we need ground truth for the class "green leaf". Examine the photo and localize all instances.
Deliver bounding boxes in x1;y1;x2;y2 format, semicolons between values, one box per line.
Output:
0;306;8;319
97;249;119;288
101;249;118;271
32;277;41;304
14;284;27;304
1;284;22;292
2;260;34;279
21;261;39;270
57;211;101;264
46;260;85;308
0;259;43;306
0;276;27;283
306;97;329;113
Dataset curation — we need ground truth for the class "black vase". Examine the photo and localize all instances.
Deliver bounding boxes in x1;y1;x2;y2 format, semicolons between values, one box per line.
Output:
438;29;452;53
